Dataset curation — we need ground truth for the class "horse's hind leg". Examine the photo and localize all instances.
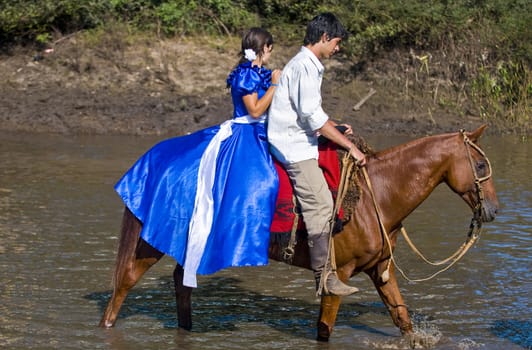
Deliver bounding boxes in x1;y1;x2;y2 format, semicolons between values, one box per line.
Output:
99;239;164;327
173;264;193;330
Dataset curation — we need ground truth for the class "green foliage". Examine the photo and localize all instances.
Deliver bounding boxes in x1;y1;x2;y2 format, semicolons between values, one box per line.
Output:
35;33;52;45
471;60;531;128
0;0;256;44
155;0;256;36
107;0;158;31
1;0;529;60
0;0;109;44
0;0;529;130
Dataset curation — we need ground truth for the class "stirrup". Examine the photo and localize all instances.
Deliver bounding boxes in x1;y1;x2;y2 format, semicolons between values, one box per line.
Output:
318;270;359;297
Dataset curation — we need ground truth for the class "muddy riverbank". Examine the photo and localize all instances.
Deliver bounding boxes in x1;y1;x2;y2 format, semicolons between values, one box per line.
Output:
0;35;507;137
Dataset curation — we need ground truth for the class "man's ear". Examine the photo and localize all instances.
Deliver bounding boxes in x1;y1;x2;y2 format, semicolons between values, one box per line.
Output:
321;33;328;43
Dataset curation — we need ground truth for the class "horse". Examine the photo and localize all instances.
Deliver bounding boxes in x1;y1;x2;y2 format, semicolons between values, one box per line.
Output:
99;124;498;343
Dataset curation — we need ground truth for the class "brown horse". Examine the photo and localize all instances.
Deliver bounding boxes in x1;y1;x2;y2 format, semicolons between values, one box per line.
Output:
99;125;498;343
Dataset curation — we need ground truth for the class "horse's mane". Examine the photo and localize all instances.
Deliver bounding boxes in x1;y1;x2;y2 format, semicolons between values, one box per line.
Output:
337;134;375;220
337;132;458;220
343;133;377;158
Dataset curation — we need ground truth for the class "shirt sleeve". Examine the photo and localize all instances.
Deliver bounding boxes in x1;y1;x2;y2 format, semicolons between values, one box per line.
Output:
289;63;329;131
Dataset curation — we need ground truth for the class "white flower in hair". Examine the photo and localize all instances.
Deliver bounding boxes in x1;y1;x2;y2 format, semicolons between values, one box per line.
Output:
244;48;257;61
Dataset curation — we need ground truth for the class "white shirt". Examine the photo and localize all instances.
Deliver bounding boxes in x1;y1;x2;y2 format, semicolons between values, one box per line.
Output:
267;47;329;164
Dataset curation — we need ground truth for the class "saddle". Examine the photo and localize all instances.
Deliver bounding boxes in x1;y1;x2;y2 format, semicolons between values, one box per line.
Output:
270;140;346;235
270;129;371;237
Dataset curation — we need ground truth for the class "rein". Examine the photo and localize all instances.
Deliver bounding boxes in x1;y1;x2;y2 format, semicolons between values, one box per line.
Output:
363;130;492;283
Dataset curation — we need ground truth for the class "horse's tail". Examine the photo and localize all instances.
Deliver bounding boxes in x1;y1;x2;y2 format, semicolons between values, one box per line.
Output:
111;207;142;289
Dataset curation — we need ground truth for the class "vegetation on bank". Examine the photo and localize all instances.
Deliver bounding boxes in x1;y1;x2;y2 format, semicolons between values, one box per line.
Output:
0;0;529;132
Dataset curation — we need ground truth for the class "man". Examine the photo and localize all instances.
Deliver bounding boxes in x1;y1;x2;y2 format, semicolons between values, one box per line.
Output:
268;13;366;297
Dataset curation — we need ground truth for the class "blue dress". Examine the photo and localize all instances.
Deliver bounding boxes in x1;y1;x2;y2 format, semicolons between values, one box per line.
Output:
115;61;279;287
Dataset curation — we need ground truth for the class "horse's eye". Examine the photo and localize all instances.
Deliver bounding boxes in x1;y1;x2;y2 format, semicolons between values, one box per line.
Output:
476;161;486;175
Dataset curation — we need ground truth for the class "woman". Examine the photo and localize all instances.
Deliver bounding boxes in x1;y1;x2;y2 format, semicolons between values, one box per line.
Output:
115;28;281;288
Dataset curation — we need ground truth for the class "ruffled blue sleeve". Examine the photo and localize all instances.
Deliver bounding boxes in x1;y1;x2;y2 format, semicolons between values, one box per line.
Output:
226;62;272;118
227;62;262;94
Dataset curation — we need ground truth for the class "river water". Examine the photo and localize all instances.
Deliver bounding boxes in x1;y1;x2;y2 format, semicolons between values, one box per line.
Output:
0;130;530;350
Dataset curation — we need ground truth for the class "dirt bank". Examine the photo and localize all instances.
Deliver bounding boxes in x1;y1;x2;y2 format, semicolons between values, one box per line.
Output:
0;35;494;137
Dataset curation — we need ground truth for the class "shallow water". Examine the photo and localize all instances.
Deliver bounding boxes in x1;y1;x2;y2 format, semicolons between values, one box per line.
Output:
0;131;530;350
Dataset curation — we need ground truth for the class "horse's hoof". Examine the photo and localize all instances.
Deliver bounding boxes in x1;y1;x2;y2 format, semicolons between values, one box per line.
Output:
178;322;192;331
317;321;331;342
98;319;115;328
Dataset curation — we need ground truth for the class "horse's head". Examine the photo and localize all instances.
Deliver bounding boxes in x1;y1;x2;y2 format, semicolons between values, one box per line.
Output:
445;125;499;222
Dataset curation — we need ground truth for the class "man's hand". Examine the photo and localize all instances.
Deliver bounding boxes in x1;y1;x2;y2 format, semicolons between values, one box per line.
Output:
340;123;353;135
349;146;366;166
318;121;366;166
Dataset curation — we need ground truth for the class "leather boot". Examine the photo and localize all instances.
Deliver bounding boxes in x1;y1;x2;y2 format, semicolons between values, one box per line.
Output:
308;232;359;297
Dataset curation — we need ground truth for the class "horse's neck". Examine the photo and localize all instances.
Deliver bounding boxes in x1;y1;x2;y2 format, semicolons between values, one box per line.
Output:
369;134;454;223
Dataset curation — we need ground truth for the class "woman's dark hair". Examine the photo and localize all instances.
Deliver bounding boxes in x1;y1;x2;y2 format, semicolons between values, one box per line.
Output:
303;12;349;46
237;27;274;65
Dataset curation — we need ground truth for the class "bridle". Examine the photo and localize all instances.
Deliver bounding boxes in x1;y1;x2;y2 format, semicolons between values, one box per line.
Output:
460;129;493;225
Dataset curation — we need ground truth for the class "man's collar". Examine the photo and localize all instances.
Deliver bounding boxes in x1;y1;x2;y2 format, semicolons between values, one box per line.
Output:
300;46;324;71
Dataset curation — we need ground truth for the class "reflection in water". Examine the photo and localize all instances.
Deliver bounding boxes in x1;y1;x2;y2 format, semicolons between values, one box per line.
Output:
0;131;530;349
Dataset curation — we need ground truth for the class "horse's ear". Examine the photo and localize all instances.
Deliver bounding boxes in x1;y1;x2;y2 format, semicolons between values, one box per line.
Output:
468;124;488;142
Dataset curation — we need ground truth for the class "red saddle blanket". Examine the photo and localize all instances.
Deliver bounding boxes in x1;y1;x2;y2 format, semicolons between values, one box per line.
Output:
270;142;344;234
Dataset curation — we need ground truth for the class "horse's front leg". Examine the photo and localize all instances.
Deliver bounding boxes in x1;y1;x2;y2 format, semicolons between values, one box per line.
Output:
368;262;413;335
99;240;163;328
173;264;193;330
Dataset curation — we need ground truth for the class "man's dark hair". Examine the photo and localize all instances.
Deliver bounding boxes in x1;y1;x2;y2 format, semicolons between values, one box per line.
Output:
303;12;349;46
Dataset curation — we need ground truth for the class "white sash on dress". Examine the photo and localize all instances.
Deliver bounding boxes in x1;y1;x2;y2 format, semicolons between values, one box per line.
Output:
182;115;265;287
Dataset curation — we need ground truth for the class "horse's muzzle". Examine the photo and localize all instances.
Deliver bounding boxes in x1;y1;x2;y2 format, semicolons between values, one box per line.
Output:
481;201;498;222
